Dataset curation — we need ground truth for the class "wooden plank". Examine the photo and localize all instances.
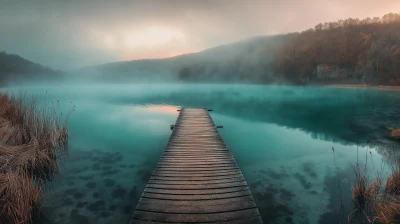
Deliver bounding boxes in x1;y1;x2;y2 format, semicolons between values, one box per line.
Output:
149;174;245;182
157;161;236;165
130;208;260;223
136;197;257;213
141;189;251;200
145;181;248;190
155;167;240;172
144;185;250;195
147;177;245;185
131;108;262;224
152;170;242;177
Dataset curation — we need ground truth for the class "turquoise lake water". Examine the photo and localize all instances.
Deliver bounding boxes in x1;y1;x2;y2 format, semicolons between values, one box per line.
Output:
2;84;400;224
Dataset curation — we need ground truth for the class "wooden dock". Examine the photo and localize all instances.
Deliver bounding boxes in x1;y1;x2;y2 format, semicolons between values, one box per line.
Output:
130;108;263;224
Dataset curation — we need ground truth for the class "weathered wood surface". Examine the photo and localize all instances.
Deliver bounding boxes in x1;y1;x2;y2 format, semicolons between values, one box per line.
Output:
130;108;262;224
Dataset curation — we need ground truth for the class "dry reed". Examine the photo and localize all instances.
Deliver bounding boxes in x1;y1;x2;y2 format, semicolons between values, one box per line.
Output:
0;91;73;224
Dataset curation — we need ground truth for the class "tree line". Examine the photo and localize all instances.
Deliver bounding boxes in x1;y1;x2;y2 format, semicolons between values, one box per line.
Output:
178;13;400;85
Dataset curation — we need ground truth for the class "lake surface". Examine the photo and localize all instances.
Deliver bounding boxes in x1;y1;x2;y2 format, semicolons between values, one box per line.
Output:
2;84;400;224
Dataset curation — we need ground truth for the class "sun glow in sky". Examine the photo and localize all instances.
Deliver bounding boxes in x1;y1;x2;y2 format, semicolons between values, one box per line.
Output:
91;26;190;60
99;27;185;50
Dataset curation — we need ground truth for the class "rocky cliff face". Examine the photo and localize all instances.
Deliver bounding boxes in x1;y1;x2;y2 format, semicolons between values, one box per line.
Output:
312;64;364;83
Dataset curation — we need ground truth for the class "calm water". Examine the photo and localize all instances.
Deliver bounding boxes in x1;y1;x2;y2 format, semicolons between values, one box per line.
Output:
2;84;400;224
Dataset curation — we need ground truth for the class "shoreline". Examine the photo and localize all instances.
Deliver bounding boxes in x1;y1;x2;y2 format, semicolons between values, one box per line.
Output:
324;84;400;91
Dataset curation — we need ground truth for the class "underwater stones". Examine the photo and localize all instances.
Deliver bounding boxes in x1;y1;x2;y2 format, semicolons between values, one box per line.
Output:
62;197;74;206
259;169;290;180
92;192;100;198
85;181;96;189
120;164;127;168
254;191;274;203
70;168;81;173
302;162;317;178
73;192;85;199
100;211;110;218
112;187;127;199
128;186;137;200
65;180;75;186
109;205;117;211
92;149;103;154
87;200;106;211
77;150;93;160
266;169;282;179
129;164;135;168
250;181;263;189
136;169;151;183
279;188;295;201
64;188;77;194
123;205;133;214
310;190;318;195
284;217;293;223
293;173;312;189
101;152;123;164
91;156;100;162
102;169;119;176
76;202;88;208
102;165;112;171
70;209;89;224
275;205;294;215
103;178;115;187
92;163;101;170
79;175;93;180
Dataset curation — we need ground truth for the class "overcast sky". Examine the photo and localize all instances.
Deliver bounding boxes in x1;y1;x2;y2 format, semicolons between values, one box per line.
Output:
1;0;399;70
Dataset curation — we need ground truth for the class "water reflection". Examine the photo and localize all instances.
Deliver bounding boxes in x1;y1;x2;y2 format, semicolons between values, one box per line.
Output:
1;84;397;224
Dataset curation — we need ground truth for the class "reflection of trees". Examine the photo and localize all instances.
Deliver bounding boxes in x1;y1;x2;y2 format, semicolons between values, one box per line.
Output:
131;86;400;156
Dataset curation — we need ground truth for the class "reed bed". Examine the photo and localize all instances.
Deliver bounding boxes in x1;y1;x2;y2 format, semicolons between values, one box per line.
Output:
0;91;73;224
349;152;400;223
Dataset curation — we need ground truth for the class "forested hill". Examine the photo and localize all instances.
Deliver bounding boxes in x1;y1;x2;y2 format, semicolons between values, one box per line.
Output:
180;13;400;85
0;51;61;84
275;13;400;85
80;13;400;86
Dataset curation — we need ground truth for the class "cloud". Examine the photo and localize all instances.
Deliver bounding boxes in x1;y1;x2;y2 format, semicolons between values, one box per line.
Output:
0;0;399;69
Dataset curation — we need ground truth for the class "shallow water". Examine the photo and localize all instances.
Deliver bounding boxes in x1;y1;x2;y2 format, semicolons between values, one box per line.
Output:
2;84;400;224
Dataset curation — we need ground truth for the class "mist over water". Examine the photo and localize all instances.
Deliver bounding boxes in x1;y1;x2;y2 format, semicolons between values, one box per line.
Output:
1;83;399;223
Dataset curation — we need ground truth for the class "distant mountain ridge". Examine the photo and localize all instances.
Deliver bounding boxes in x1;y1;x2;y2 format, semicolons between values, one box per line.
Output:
78;35;291;83
0;51;61;85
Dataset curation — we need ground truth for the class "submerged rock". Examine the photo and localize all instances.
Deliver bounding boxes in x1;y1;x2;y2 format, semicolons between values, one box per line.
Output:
76;201;88;208
100;211;110;218
73;192;84;199
64;188;77;194
129;186;137;200
85;181;97;189
103;178;115;187
62;198;74;206
87;200;106;211
70;209;89;224
123;205;133;214
92;192;100;198
112;187;127;199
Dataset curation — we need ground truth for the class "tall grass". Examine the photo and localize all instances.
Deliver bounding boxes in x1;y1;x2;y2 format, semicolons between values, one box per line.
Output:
0;91;73;224
348;147;400;223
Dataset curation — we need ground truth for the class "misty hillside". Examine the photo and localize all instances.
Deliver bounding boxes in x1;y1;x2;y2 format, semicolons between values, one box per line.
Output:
79;35;291;83
0;51;61;85
82;13;400;86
